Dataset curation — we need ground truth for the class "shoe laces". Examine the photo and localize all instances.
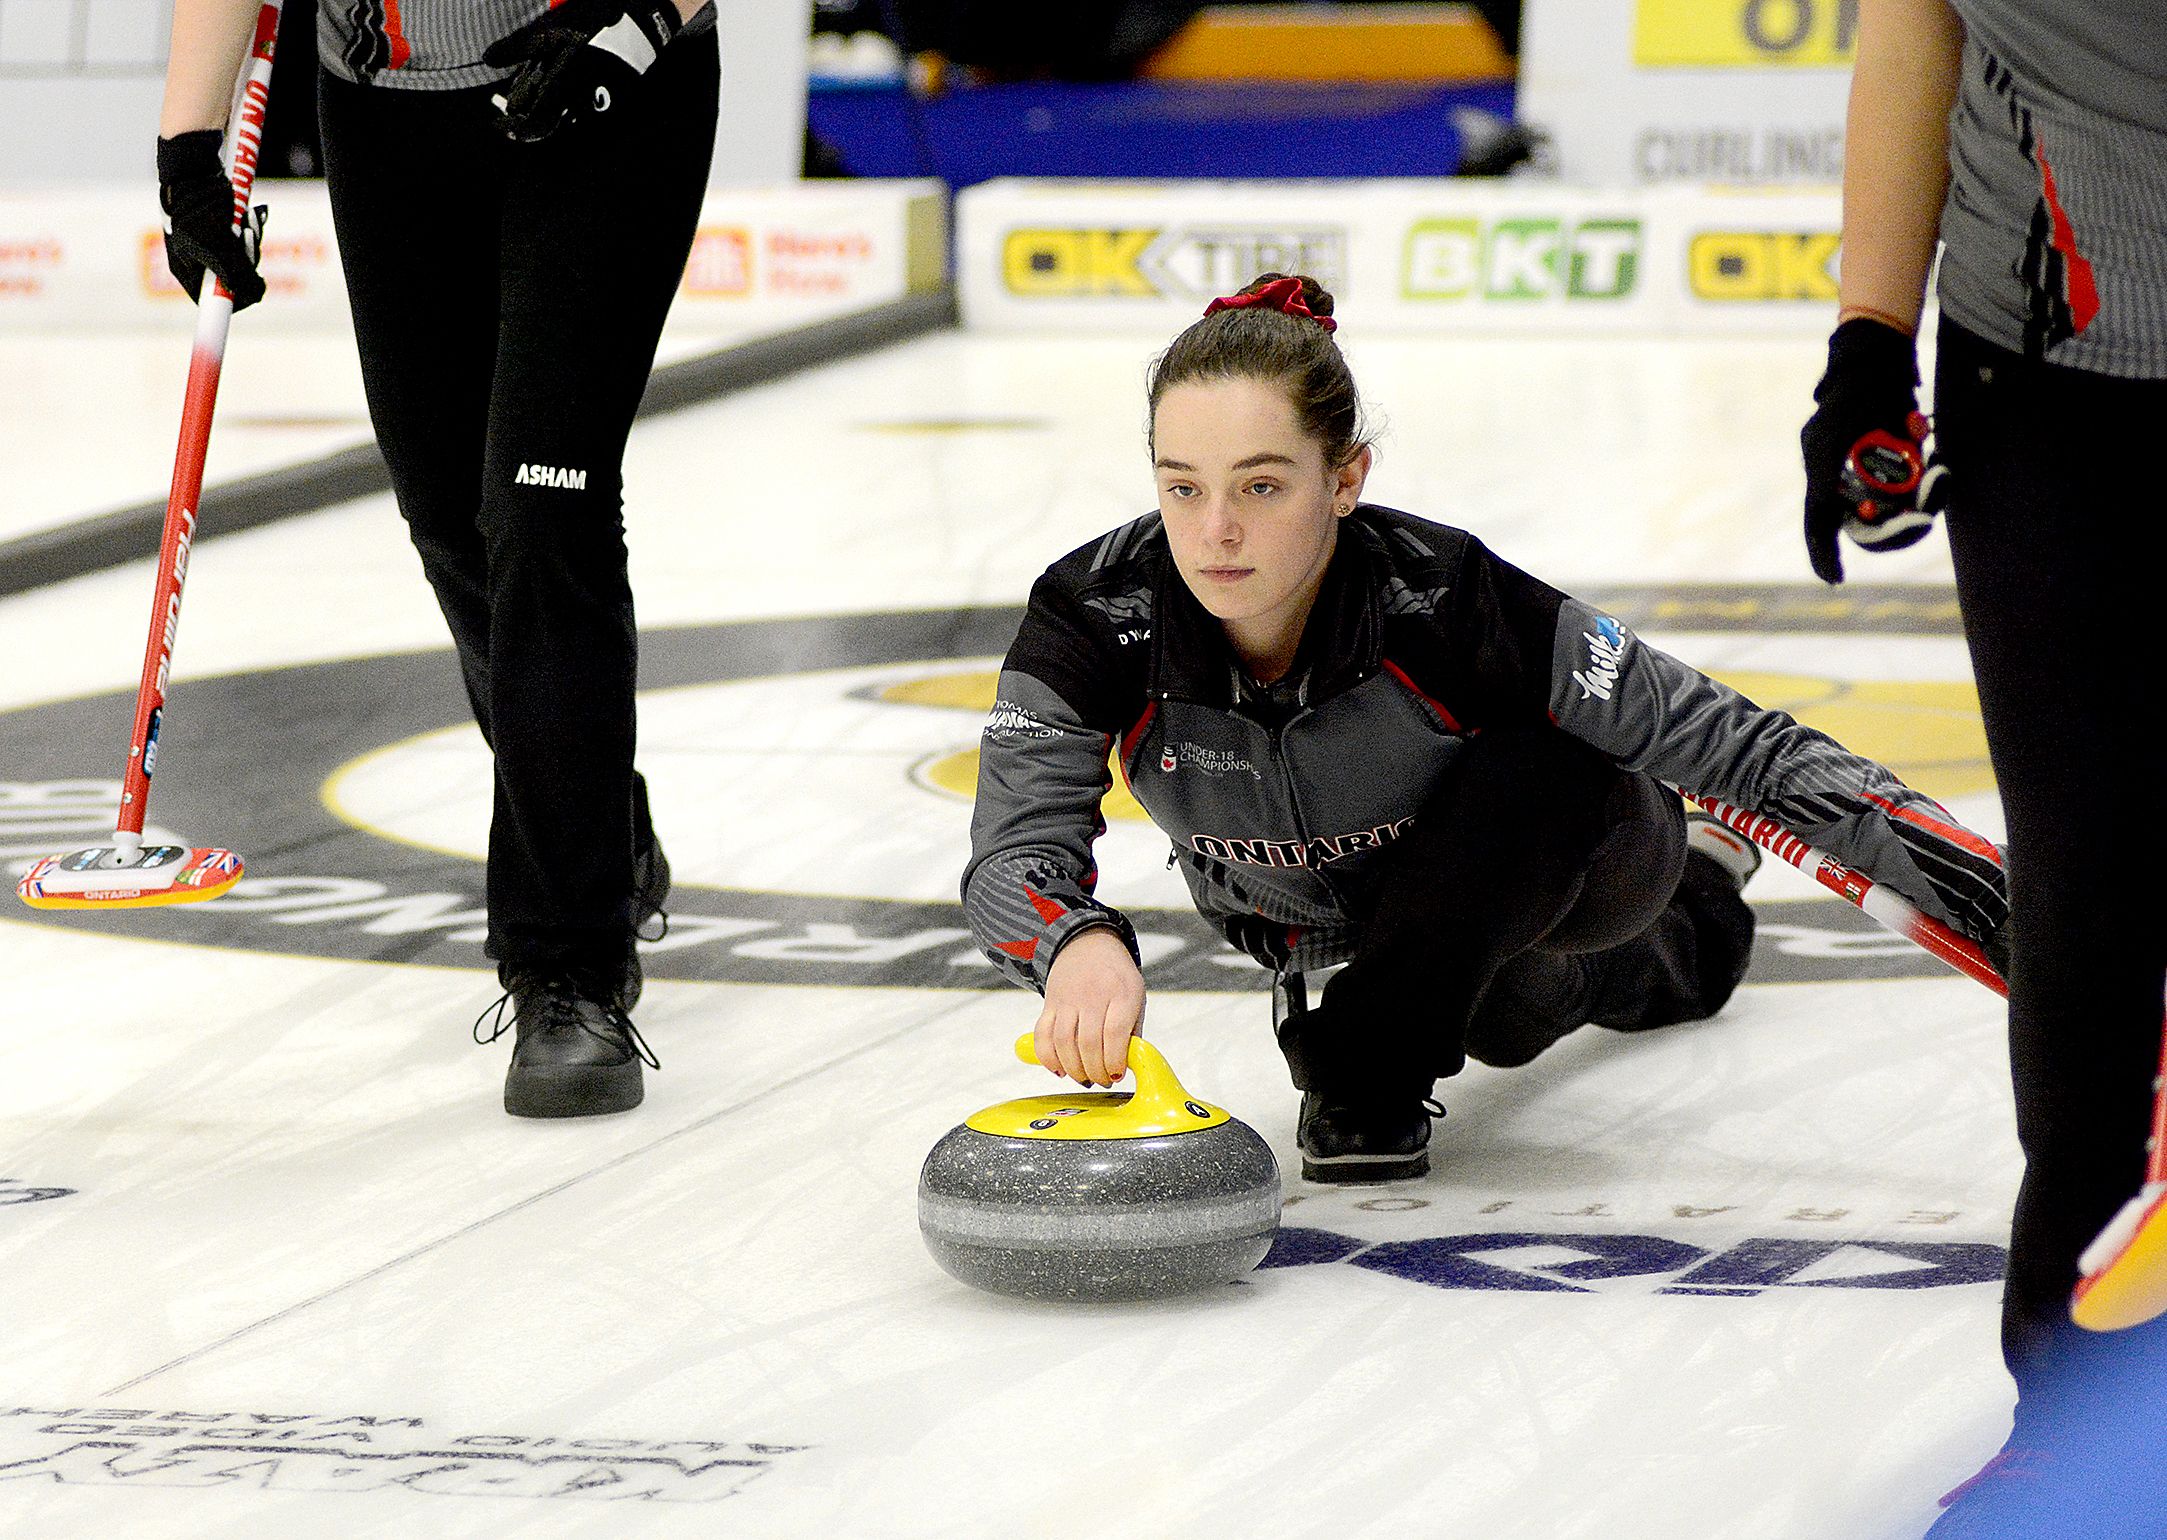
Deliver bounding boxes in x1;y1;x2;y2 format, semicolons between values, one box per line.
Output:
618;1013;660;1069
470;974;660;1069
473;989;515;1046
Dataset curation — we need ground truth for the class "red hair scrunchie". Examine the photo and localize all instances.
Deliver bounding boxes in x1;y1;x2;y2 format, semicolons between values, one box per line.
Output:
1202;275;1337;333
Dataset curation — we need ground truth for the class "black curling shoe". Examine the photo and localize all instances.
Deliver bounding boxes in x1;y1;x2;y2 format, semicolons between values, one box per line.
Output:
477;970;658;1119
1297;1093;1442;1183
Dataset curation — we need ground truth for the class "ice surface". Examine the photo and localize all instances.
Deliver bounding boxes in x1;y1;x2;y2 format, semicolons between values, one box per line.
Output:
0;328;2015;1539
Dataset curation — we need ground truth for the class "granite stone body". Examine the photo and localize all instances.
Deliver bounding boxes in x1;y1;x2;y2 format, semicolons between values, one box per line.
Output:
918;1119;1283;1302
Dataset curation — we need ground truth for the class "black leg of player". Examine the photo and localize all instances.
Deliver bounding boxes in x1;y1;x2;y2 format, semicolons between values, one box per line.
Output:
1279;726;1754;1181
1926;319;2167;1533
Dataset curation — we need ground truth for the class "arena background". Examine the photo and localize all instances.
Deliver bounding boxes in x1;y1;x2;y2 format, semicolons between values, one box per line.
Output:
0;7;2023;1539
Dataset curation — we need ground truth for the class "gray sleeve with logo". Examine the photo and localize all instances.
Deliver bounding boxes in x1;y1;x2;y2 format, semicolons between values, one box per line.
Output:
961;671;1136;994
1547;597;2008;941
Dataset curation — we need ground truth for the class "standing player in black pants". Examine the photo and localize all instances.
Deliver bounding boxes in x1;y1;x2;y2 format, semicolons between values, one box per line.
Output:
1801;2;2167;1529
157;0;717;1118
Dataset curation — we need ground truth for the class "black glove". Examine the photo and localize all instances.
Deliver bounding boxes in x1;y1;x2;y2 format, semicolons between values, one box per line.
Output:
483;0;681;143
156;130;266;311
1800;316;1949;584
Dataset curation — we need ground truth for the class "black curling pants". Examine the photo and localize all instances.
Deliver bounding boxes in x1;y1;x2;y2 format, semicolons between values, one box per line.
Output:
1276;726;1756;1096
318;39;718;978
1936;319;2167;1422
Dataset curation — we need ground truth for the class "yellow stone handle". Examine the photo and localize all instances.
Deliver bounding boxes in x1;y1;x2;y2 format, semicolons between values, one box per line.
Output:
1011;1032;1196;1116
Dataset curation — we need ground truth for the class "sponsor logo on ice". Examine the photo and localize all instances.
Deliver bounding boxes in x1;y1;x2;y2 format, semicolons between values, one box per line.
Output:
0;1404;808;1504
0;1178;76;1206
1263;1224;2001;1296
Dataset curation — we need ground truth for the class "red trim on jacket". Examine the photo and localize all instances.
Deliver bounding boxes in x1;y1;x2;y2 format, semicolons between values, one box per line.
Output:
2036;137;2101;336
1380;659;1462;733
382;0;413;68
1117;702;1160;784
1862;791;2004;866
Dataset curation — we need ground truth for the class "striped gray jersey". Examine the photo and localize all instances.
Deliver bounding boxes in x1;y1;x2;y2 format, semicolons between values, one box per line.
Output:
1939;6;2167;377
318;2;716;93
319;0;546;91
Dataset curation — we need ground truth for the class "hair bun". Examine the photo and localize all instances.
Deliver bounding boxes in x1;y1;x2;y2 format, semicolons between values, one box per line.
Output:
1152;268;1369;468
1241;272;1334;319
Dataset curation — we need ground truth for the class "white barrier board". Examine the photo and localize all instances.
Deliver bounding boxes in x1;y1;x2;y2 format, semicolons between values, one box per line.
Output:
960;178;1854;337
0;179;944;334
1519;0;1854;186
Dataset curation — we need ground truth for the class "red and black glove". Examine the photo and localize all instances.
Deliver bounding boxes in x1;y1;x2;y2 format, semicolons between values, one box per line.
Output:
1800;316;1949;585
156;129;266;311
483;0;681;143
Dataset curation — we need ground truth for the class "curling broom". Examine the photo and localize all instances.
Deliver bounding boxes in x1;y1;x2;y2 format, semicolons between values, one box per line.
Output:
15;1;283;913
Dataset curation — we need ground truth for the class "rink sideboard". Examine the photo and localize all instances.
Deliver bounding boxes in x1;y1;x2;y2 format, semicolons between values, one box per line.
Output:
959;179;1866;338
0;179;947;336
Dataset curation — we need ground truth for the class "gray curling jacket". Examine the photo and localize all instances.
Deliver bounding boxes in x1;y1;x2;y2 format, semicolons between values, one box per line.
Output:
961;506;2007;990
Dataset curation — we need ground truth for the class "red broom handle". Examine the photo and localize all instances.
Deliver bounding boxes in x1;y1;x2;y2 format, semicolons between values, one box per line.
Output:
1686;792;2004;994
116;1;282;843
1688;792;2167;1186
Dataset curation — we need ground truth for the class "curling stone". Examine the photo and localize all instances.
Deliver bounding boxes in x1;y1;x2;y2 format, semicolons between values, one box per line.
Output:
918;1033;1281;1302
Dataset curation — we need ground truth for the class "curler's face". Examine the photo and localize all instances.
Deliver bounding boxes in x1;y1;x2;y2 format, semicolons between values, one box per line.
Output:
1151;375;1367;676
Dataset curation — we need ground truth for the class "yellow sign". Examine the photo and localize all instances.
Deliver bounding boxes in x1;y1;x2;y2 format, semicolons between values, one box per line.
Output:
1634;0;1858;69
1001;229;1158;297
1689;231;1842;301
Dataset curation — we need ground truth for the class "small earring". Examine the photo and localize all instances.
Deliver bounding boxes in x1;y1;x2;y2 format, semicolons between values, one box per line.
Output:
1335;503;1349;515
